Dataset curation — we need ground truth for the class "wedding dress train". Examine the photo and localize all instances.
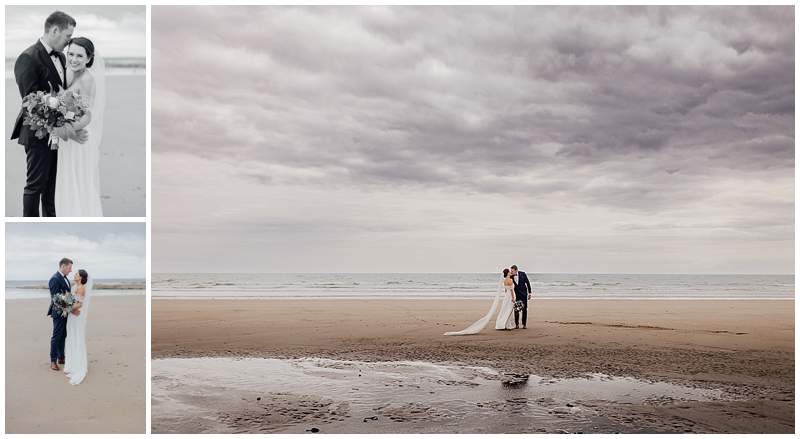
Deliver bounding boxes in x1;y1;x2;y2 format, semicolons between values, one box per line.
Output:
444;281;514;335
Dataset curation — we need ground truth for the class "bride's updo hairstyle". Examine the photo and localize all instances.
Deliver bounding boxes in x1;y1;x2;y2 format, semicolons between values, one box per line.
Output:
502;268;510;278
67;37;95;68
78;269;89;285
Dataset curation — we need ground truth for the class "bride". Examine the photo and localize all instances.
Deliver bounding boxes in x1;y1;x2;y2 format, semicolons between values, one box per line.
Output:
54;36;105;216
444;268;516;336
495;269;516;330
64;269;91;385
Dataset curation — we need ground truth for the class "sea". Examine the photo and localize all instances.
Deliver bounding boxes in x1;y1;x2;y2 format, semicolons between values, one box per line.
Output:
152;273;794;300
6;278;146;299
5;57;145;78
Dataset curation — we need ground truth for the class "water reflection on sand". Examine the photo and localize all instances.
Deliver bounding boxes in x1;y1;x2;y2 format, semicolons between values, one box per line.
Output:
152;357;729;434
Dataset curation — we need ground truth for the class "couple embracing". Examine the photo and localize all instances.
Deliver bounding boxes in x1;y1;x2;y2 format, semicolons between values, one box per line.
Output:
445;265;532;336
48;257;92;385
11;11;105;217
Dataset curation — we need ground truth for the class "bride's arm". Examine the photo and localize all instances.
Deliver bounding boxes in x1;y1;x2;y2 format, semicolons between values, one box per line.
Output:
70;287;85;314
68;78;95;131
53;78;94;141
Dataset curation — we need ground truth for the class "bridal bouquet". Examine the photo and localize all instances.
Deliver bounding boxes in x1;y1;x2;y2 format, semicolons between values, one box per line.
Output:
21;88;89;141
52;292;78;318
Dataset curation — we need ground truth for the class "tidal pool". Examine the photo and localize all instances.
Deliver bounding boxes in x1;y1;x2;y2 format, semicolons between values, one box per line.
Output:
152;357;730;433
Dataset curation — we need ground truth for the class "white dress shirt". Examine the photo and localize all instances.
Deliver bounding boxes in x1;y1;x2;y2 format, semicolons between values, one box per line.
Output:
39;38;65;86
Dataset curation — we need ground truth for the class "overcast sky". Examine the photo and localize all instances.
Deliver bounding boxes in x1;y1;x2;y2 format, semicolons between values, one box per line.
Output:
6;223;145;280
5;5;145;58
153;6;794;274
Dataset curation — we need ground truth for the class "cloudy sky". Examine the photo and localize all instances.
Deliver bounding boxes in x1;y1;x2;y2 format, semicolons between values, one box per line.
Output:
6;223;145;280
153;6;793;274
5;5;145;58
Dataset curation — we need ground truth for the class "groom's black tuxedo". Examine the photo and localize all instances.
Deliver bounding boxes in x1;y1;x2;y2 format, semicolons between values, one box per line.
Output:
11;40;66;217
47;271;70;363
513;271;532;327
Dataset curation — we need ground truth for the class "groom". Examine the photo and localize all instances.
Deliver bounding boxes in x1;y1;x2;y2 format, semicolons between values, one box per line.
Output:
510;265;532;329
10;11;87;217
47;257;79;371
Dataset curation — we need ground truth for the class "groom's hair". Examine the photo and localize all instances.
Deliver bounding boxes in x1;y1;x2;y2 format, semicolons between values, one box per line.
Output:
511;265;518;270
59;258;73;267
44;11;76;32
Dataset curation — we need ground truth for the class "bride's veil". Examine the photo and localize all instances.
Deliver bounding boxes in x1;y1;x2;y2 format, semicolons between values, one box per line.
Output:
82;276;93;317
86;52;106;152
444;280;503;336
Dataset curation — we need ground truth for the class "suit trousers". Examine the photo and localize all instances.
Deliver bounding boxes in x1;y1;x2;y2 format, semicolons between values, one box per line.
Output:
23;144;57;217
514;299;528;327
50;313;67;362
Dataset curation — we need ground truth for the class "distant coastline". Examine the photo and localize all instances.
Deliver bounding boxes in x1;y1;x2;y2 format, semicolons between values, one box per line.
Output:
151;273;795;300
6;279;146;299
5;57;146;78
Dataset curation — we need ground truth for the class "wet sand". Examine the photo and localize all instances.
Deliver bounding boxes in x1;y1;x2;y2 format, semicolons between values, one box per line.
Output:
152;298;795;433
6;296;146;433
5;77;146;217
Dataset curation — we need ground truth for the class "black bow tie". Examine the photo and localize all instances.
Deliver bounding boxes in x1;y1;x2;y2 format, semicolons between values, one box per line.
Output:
49;49;65;65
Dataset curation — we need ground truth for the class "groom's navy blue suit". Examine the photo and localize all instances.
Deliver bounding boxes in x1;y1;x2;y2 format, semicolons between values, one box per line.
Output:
513;271;532;327
47;271;70;363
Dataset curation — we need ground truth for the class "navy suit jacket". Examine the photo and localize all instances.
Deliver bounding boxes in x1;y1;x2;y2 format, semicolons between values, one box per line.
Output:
47;271;70;317
513;271;532;302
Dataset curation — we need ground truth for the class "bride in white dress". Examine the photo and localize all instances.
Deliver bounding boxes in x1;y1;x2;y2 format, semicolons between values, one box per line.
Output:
495;269;516;330
444;268;516;336
54;37;105;217
64;269;91;385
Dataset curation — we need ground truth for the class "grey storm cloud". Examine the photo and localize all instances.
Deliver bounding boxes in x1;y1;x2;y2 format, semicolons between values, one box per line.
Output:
152;6;793;274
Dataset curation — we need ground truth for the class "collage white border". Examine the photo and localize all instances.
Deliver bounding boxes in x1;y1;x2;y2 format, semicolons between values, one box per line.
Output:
1;1;797;438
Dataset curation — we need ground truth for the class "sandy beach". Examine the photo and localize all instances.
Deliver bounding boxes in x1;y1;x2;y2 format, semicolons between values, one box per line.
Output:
6;295;146;433
152;298;794;433
5;76;146;217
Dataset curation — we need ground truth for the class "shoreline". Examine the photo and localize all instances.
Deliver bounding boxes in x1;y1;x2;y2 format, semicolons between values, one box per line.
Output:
152;298;794;433
153;298;795;380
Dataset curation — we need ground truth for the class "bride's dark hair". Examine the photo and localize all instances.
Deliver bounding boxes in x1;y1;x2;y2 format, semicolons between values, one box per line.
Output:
67;37;95;68
502;268;510;278
78;269;89;285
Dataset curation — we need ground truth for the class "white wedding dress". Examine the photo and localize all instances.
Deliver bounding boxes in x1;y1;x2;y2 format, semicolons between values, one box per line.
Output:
54;56;105;217
444;280;515;336
495;281;516;330
64;280;92;385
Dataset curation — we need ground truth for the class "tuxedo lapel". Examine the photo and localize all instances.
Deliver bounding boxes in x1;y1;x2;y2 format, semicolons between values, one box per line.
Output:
35;40;63;90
